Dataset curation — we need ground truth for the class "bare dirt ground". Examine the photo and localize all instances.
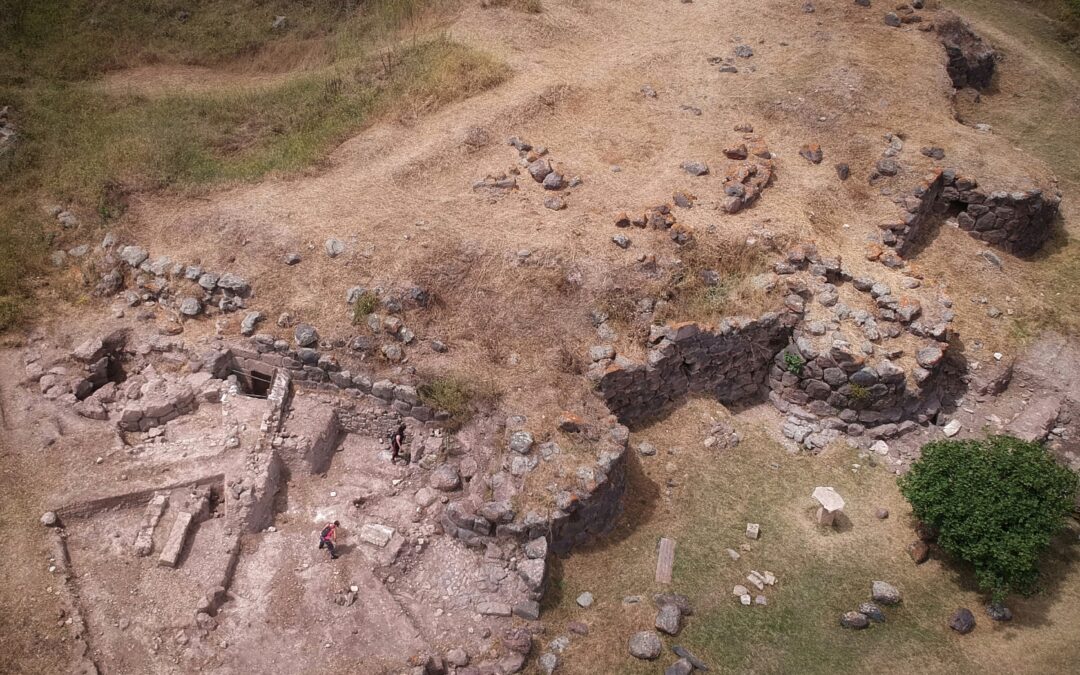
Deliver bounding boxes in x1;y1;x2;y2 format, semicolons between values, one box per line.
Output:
3;0;1079;673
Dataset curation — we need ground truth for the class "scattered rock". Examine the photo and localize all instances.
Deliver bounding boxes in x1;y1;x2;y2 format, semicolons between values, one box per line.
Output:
430;464;461;492
921;146;945;160
948;607;976;634
665;659;693;675
628;631;662;660
544;197;566;211
178;297;202;317
799;144;823;164
745;523;760;539
875;508;889;519
294;324;319;347
655;603;682;635
576;592;594;608
324;238;345;258
680;161;710;176
41;511;59;527
859;603;886;622
884;12;901;27
836;163;850;180
840;611;869;629
986;603;1013;622
612;234;632;249
871;581;901;605
943;419;962;437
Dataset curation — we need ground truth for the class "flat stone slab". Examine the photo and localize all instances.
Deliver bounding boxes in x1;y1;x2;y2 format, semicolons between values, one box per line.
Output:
158;511;194;568
359;523;395;548
477;601;511;617
811;486;845;512
656;537;676;584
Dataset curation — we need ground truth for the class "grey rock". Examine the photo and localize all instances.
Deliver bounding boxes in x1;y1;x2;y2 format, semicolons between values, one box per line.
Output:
612;234;632;249
871;580;901;605
884;12;901;26
528;159;552;182
240;312;263;336
324;238;345;258
538;652;558;674
734;44;754;58
628;631;662;660
41;511;59;527
680;161;709;176
178;297;202;316
655;602;682;635
949;607;976;634
508;431;534;454
840;611;869;629
284;252;301;265
294;324;319;347
542;172;564;190
858;602;885;622
513;601;541;621
986;603;1013;622
430;464;461;492
576;592;594;608
672;645;709;671
665;659;693;675
120;246;149;268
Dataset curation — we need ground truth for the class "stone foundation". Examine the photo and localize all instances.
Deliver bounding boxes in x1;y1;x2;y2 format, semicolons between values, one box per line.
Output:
884;169;1061;257
937;12;997;90
591;313;798;426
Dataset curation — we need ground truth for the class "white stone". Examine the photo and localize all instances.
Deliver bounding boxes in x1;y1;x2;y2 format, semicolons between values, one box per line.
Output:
870;440;889;455
943;420;962;437
747;572;765;590
739;594;752;606
763;571;776;586
812;486;845;512
726;548;741;561
745;523;760;540
733;585;749;596
359;523;395;547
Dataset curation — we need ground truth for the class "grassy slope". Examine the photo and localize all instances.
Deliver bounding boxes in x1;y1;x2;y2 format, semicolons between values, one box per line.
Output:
541;399;1080;674
0;0;507;329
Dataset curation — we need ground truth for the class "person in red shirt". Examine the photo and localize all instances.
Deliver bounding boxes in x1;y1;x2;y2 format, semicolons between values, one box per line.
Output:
319;521;340;560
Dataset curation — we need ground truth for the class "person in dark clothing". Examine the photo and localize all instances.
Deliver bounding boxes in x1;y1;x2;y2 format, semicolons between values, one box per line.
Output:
319;520;340;559
390;424;407;464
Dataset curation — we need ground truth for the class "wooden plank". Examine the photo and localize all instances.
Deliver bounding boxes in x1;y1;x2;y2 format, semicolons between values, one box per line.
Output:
656;537;676;584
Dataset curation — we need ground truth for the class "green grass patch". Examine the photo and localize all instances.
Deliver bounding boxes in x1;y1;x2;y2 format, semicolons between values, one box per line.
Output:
0;1;508;330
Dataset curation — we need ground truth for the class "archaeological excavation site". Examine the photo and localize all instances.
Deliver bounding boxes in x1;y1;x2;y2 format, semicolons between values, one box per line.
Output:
3;0;1080;673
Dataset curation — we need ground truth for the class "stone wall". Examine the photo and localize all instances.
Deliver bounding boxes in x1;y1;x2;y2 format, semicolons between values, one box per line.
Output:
884;169;1061;257
938;12;997;90
441;419;630;556
591;313;798;426
223;340;441;424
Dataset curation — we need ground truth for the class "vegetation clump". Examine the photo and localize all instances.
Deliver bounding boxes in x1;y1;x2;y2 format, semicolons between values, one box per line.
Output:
899;436;1078;602
418;374;498;430
783;352;805;375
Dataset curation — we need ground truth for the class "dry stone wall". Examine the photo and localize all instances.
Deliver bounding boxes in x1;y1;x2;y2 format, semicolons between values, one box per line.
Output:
591;313;798;426
883;169;1061;257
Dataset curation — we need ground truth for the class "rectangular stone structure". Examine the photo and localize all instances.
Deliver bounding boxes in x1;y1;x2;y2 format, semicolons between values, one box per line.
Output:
158;511;194;568
133;493;168;557
656;537;676;584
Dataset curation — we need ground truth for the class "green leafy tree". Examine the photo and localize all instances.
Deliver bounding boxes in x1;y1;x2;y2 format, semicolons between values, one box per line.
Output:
899;436;1078;602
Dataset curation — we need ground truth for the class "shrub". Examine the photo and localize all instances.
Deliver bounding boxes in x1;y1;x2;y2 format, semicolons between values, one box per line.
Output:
848;383;870;402
898;436;1078;602
783;352;804;375
418;374;499;430
351;292;379;325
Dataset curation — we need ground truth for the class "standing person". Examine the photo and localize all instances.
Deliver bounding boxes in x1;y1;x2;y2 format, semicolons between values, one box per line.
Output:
319;520;340;560
390;423;407;465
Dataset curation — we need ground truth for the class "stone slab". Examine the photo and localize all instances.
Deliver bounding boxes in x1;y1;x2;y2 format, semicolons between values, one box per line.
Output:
656;537;676;584
158;511;194;568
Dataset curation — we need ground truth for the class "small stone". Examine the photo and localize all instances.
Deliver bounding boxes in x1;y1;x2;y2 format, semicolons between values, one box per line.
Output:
284;252;301;265
628;631;662;660
612;234;632;249
680;161;709;176
538;652;558;674
858;602;885;622
942;419;962;437
836;163;850;180
41;512;59;527
884;12;901;26
544;197;566;211
986;603;1013;622
948;608;976;634
799;143;823;164
745;523;760;539
324;238;345;258
655;603;681;635
665;659;693;675
637;442;657;456
294;324;319;347
871;580;901;605
840;611;869;629
576;592;594;608
178;297;202;317
875;508;889;519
